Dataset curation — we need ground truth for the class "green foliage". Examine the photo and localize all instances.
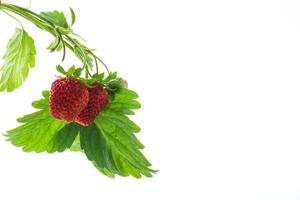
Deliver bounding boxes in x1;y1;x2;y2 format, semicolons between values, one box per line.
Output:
87;71;129;94
69;7;76;26
5;91;78;153
40;10;69;28
0;28;36;92
0;3;155;178
56;65;82;78
80;123;118;177
72;87;155;178
0;4;105;88
92;88;156;178
49;123;81;153
106;88;141;115
69;134;81;152
5;88;155;178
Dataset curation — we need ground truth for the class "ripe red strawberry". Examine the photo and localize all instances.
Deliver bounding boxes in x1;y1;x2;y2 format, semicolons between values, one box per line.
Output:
75;85;108;126
50;77;89;122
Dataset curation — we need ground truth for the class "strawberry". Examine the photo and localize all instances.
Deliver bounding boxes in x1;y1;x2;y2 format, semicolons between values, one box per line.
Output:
50;77;89;122
75;85;108;126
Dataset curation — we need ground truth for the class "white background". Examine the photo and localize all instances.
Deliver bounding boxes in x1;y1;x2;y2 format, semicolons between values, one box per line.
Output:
0;0;300;199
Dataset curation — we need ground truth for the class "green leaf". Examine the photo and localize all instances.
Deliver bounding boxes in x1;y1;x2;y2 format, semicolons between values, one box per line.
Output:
0;28;36;92
95;114;155;178
106;88;141;115
40;10;69;28
69;7;76;26
48;123;81;153
90;88;156;178
69;134;82;152
5;91;78;153
80;124;119;177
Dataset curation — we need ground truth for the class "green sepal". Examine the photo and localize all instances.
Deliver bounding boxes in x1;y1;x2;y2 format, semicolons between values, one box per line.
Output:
73;68;82;77
56;65;82;78
56;64;66;75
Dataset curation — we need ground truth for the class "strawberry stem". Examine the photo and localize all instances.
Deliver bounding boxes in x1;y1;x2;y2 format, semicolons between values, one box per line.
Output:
0;3;110;78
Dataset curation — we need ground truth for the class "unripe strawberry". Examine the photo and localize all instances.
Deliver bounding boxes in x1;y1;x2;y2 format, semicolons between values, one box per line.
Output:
50;77;89;122
75;85;108;126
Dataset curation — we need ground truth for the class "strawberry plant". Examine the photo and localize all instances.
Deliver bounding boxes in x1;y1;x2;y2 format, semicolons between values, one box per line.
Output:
0;2;156;178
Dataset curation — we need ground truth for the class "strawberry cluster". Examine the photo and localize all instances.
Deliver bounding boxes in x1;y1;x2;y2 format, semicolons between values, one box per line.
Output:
49;77;108;126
